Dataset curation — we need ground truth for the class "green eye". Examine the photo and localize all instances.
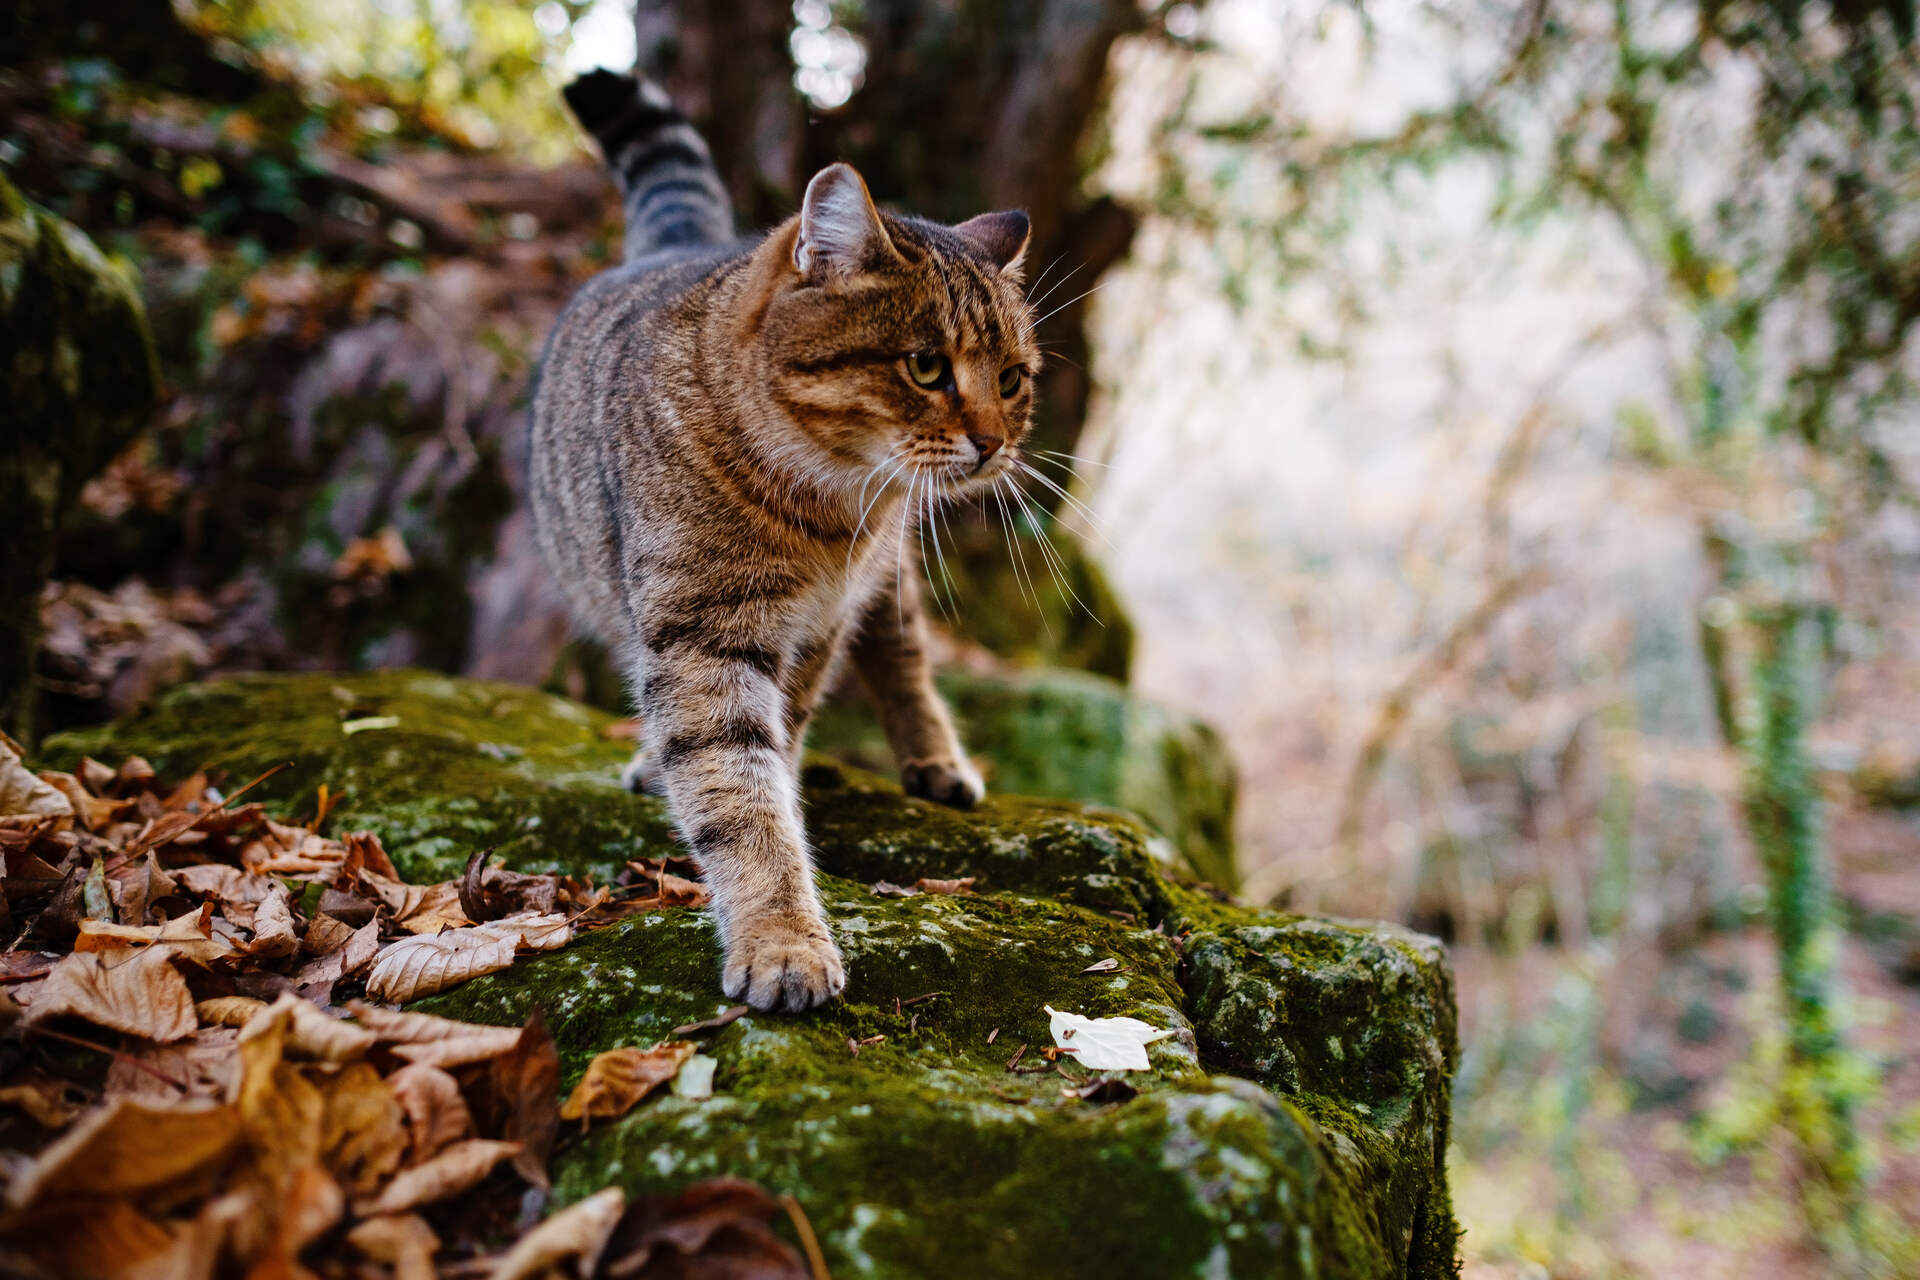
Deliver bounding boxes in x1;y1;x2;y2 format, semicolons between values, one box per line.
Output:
998;365;1025;398
905;352;950;388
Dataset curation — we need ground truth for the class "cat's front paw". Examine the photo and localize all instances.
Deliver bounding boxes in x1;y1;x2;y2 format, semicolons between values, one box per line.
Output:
901;757;985;810
721;916;846;1012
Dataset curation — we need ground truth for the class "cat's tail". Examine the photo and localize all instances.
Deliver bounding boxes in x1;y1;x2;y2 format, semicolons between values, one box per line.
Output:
563;68;734;261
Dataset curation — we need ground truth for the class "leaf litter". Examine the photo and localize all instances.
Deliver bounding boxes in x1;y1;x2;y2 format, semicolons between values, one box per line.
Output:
0;750;813;1277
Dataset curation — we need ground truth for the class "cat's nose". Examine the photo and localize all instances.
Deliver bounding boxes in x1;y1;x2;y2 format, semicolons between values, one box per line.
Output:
968;432;1004;461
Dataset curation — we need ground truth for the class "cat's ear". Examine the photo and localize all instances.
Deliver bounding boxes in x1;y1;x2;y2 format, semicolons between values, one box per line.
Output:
954;210;1031;279
795;163;896;280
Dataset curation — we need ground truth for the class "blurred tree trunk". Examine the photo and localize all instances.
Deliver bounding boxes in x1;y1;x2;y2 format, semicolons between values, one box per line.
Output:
633;0;1146;676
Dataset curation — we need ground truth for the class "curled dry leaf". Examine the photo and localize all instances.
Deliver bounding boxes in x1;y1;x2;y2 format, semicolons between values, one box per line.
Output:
671;1005;749;1036
74;907;236;966
24;944;198;1042
356;1138;521;1215
106;1026;241;1102
295;917;381;987
319;1062;409;1196
493;1007;561;1190
491;1185;626;1280
348;1213;440;1280
346;1001;524;1052
387;1062;474;1161
247;881;299;957
1079;957;1120;974
868;880;917;898
5;1095;241;1209
560;1041;697;1124
197;995;268;1027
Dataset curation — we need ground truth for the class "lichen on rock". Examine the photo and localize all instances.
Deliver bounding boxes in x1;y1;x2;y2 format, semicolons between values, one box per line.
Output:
45;671;1459;1278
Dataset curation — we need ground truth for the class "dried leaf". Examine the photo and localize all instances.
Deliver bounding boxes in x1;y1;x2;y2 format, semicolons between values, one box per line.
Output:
868;880;917;898
234;1001;326;1187
240;992;378;1062
24;944;197;1042
0;1076;88;1128
364;912;571;1002
75;906;235;965
671;1005;749;1036
915;876;977;896
1079;957;1120;974
670;1055;717;1100
319;1061;409;1195
387;1063;474;1161
493;1007;561;1190
348;1213;440;1280
560;1042;697;1124
294;918;381;987
197;995;270;1027
357;1138;521;1215
106;1027;240;1102
1064;1076;1139;1104
1043;1005;1176;1072
3;1199;179;1280
5;1095;241;1208
601;1178;808;1279
393;880;472;935
346;1001;524;1053
0;735;73;821
247;881;299;957
458;846;494;923
492;1186;626;1280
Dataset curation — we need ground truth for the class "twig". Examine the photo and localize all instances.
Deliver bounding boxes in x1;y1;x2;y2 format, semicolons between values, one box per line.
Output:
29;1026;186;1093
778;1194;833;1280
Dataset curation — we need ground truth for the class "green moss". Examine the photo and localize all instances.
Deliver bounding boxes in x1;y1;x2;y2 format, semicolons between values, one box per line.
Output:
812;667;1240;890
44;671;1459;1277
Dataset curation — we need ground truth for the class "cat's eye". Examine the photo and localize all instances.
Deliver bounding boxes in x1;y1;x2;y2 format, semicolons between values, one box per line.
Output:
998;365;1025;398
905;352;950;388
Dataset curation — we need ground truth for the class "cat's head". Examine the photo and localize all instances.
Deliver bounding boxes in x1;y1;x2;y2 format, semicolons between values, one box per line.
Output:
749;164;1039;500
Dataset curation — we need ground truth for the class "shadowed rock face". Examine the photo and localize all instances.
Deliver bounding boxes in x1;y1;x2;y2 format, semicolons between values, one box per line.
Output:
1;176;160;743
45;670;1460;1278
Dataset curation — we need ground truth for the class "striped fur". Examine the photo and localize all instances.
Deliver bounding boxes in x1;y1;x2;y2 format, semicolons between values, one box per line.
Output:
531;72;1038;1011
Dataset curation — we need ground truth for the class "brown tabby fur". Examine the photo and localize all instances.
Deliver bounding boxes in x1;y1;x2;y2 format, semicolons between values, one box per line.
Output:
530;71;1038;1011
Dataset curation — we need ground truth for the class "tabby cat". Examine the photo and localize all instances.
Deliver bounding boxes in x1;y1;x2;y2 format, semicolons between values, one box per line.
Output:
529;70;1038;1012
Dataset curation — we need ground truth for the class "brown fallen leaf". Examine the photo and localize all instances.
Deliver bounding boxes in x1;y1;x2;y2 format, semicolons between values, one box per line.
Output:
0;1075;88;1128
387;1062;474;1161
295;917;382;988
1;1198;179;1280
458;845;495;923
319;1061;409;1196
346;1001;525;1052
560;1041;697;1124
235;1000;327;1190
106;1027;241;1102
915;876;977;895
364;912;571;1002
1080;957;1121;974
4;1095;241;1208
23;944;197;1042
348;1213;440;1280
491;1186;626;1280
0;733;73;822
197;995;270;1027
75;905;235;965
671;1005;749;1036
247;881;300;957
600;1177;809;1279
240;992;379;1063
393;880;472;935
868;880;917;898
492;1007;561;1190
356;1137;521;1215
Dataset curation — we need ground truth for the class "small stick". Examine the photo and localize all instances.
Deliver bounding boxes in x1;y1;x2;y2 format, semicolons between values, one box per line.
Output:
1005;1042;1028;1071
779;1194;833;1280
986;1027;1000;1044
30;1026;186;1092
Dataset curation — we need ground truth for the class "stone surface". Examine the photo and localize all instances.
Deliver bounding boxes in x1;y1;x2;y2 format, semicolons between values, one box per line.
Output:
813;667;1239;889
0;174;160;743
44;671;1459;1278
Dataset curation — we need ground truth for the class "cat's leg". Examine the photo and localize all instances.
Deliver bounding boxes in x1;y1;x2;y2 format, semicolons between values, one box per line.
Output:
849;573;984;808
638;629;844;1011
780;631;843;775
619;747;664;794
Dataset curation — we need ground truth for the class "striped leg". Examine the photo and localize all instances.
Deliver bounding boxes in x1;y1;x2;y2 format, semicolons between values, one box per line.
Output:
639;637;844;1011
780;631;844;775
850;574;984;808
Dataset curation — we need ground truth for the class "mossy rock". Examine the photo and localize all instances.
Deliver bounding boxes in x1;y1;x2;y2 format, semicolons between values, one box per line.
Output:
0;174;160;742
814;667;1239;890
43;671;1458;1278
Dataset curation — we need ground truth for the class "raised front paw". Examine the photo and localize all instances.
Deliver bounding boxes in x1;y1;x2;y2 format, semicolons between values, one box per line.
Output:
721;916;847;1012
901;756;985;810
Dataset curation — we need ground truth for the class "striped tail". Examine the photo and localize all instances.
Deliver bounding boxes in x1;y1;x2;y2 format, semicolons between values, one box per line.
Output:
562;69;734;260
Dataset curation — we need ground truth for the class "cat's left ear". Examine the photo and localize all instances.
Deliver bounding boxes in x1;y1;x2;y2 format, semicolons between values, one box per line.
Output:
795;163;898;280
955;210;1031;279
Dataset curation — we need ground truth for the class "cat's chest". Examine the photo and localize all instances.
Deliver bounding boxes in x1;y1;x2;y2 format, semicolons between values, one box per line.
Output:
786;541;891;643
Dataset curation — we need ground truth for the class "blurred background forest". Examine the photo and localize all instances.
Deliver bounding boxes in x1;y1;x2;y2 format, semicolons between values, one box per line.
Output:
4;0;1920;1275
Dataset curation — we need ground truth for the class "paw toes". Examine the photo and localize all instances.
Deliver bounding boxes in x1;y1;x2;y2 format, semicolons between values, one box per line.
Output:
902;760;984;810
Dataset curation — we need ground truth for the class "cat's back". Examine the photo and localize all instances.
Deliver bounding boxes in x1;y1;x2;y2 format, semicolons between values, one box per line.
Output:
528;241;746;643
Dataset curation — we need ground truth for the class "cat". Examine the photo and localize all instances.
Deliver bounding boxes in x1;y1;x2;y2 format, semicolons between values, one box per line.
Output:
529;70;1038;1012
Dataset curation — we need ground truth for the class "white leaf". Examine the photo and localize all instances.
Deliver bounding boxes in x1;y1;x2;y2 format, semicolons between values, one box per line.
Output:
1044;1005;1175;1072
671;1053;717;1100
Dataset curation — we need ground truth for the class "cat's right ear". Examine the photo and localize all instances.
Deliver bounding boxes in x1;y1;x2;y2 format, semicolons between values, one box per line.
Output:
794;163;897;281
